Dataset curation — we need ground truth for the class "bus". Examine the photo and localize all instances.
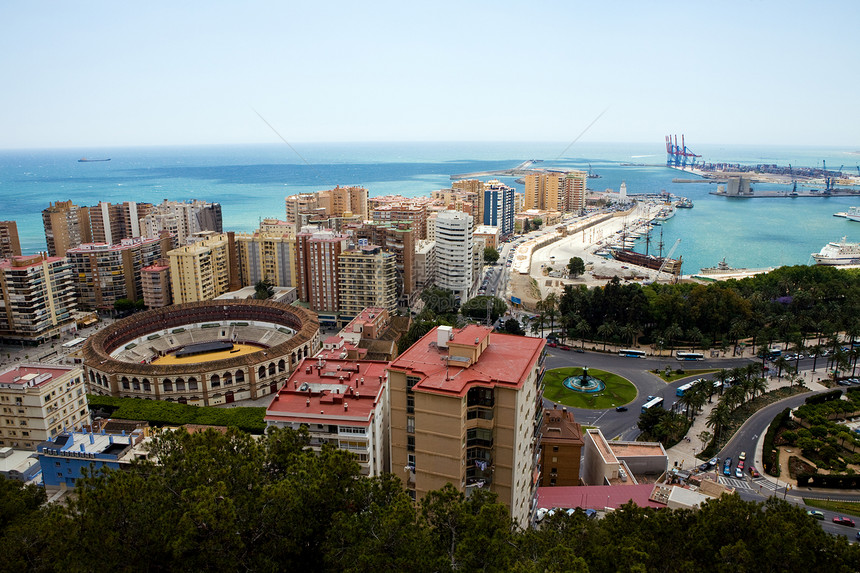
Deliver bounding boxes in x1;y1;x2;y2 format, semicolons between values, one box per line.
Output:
676;351;704;361
641;396;664;413
676;382;695;397
619;349;646;358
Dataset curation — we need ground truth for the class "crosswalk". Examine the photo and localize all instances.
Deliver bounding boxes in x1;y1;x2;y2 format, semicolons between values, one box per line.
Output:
719;476;782;494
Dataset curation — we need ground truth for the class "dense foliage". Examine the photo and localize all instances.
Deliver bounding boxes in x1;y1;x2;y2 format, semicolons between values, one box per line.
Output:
87;395;266;434
556;265;860;353
2;427;859;572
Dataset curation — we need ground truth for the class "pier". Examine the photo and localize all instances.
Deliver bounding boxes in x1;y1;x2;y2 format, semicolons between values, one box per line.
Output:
450;160;541;180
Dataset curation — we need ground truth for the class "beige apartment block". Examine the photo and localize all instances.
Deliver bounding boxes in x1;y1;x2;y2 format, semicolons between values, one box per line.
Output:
0;364;90;450
0;221;22;259
168;233;236;304
388;325;545;528
338;245;397;319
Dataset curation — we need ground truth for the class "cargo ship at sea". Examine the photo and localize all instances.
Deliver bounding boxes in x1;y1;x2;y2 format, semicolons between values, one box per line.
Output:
78;158;111;162
812;237;860;265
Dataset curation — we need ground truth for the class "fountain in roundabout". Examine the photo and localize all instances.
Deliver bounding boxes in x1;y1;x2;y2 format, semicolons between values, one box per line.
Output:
562;367;606;393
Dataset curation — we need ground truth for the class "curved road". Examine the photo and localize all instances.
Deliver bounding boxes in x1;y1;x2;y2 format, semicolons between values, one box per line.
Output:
543;349;860;538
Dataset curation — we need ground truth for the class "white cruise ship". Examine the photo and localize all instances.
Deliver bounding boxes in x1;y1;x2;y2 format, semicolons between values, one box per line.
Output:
812;237;860;265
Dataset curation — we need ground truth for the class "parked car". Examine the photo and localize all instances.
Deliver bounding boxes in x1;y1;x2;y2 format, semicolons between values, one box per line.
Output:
546;342;557;348
573;347;584;353
708;457;718;468
738;451;746;461
735;467;743;478
807;510;825;520
699;462;710;472
833;516;856;527
615;406;628;412
558;345;571;351
749;466;760;478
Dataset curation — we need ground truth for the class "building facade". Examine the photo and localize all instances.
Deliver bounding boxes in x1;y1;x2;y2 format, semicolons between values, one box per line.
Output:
167;233;236;304
433;210;473;301
0;364;90;450
141;260;172;308
295;228;348;320
140;200;223;246
337;245;397;320
538;406;584;487
67;235;173;311
42;200;91;257
0;221;22;259
235;232;297;289
483;181;515;237
0;254;78;343
265;357;389;476
388;325;545;528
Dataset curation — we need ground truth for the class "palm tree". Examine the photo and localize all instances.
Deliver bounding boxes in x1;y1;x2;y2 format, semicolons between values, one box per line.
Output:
749;375;768;400
714;368;731;396
773;355;791;379
729;318;747;356
724;384;747;411
676;391;696;420
809;343;823;372
543;292;559;337
688;389;707;420
686;327;703;353
706;402;732;445
620;323;638;348
597;321;617;352
574;319;591;350
664;323;683;356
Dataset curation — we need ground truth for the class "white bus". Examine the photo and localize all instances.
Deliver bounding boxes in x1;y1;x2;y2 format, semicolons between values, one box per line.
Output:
676;382;695;397
619;349;646;358
676;351;704;361
641;396;664;413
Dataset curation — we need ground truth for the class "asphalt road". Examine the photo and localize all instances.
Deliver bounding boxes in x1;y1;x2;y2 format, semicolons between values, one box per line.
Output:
542;349;860;538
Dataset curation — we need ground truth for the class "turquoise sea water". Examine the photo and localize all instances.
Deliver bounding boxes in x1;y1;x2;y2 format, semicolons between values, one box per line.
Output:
1;141;859;273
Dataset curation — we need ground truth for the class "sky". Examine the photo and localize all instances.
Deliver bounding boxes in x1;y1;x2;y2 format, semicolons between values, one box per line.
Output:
2;1;858;149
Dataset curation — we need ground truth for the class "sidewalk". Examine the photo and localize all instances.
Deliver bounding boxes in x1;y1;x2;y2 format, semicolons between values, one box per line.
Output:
664;369;828;472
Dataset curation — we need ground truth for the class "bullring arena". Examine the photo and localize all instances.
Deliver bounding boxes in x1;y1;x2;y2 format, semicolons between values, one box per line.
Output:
82;300;320;406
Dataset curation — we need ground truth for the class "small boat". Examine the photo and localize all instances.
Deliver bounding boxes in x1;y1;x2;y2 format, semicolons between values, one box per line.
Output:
78;158;111;162
700;258;747;274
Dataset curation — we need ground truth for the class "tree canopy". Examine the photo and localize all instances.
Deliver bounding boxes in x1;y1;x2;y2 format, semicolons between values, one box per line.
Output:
483;246;500;265
1;428;858;572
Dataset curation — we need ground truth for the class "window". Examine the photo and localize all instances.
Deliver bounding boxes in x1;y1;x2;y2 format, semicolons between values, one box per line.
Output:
406;375;420;393
406;394;414;414
407;454;416;469
407;435;415;452
406;416;414;434
552;446;559;452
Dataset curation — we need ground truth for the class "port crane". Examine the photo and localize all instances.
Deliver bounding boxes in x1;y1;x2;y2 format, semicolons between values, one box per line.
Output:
665;135;701;167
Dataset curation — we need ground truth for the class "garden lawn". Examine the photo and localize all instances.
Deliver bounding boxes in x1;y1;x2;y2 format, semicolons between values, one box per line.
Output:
543;367;638;410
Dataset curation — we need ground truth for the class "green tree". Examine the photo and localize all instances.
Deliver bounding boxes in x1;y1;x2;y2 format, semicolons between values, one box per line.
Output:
254;278;275;300
483;246;500;265
461;296;507;323
421;286;458;315
567;256;586;278
501;318;526;336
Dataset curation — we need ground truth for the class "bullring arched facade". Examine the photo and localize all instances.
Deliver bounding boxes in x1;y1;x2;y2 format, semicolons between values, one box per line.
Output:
82;300;320;406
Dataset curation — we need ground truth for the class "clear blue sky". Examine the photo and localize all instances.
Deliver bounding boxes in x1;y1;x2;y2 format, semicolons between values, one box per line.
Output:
2;1;858;149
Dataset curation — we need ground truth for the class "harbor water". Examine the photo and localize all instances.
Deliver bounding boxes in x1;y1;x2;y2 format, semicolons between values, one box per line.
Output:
1;141;858;274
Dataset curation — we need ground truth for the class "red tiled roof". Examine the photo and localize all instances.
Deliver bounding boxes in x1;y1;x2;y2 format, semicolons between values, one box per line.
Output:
265;358;388;425
388;326;544;397
0;365;73;386
537;484;663;511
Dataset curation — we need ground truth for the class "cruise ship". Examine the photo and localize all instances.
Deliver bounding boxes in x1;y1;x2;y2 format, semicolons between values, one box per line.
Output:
812;237;860;265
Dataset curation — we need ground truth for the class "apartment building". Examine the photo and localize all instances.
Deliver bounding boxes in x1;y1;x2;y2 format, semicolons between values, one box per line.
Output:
370;200;428;240
338;245;397;320
42;200;91;257
235;232;297;289
0;364;90;450
524;171;588;213
433;210;473;302
388;325;546;527
539;406;584;487
141;260;172;308
140;200;222;246
344;220;415;300
413;240;436;291
168;233;237;304
265;357;389;476
0;254;77;343
295;228;349;322
67;235;172;310
88;201;154;245
483;181;515;237
0;221;22;259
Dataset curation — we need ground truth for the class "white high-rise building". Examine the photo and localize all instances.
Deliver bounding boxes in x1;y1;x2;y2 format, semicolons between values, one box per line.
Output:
433;210;473;302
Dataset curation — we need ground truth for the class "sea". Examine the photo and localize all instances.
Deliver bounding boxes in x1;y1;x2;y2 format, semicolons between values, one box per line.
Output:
1;141;859;274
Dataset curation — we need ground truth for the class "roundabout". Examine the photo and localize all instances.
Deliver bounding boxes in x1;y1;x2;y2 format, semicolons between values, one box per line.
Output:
543;366;637;410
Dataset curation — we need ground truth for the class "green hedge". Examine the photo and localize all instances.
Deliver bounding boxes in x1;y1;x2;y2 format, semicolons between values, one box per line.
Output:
797;472;860;489
804;389;843;406
763;407;790;477
87;395;266;434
